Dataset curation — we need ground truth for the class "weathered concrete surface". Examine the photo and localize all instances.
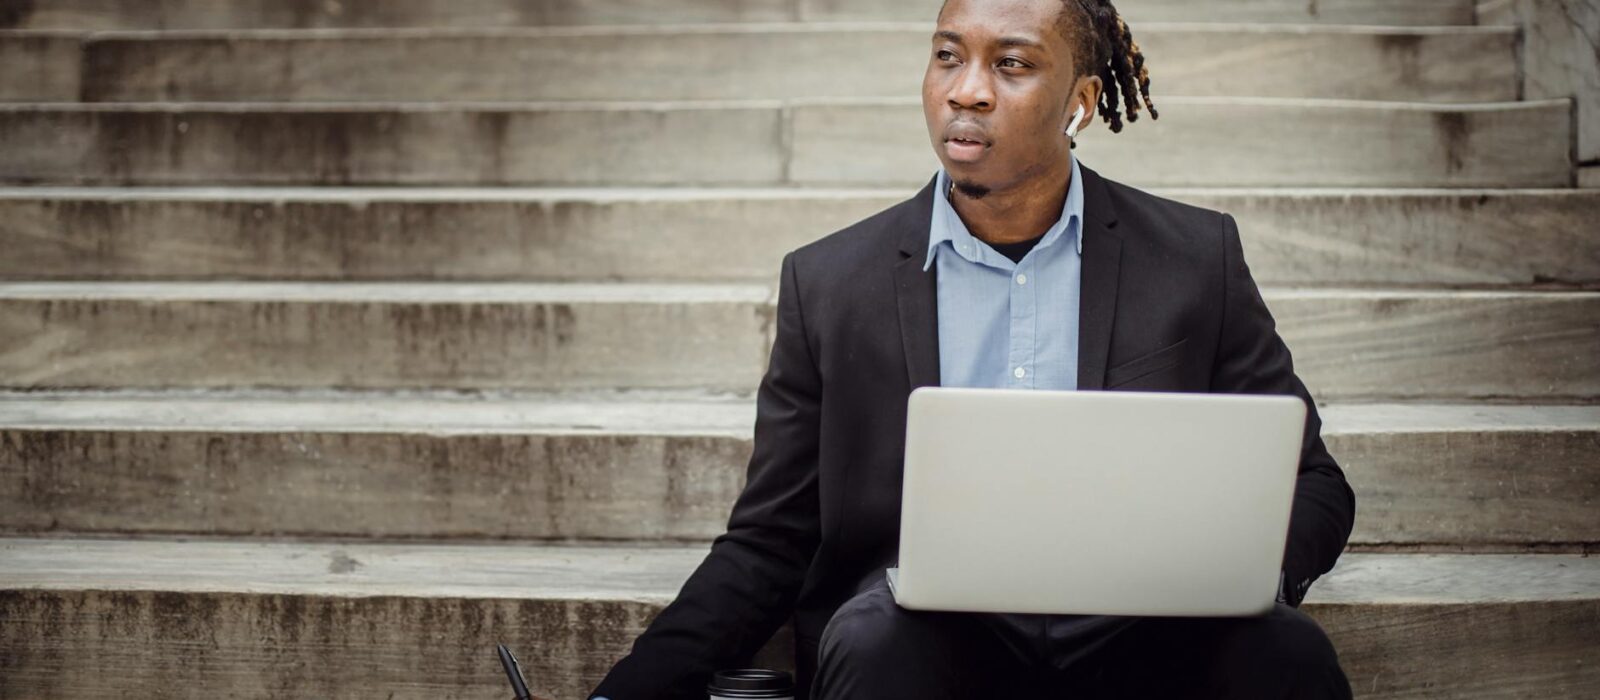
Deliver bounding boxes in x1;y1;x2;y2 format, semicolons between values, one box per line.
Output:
0;282;776;392
0;98;1573;187
1481;0;1600;162
0;0;1478;29
0;392;755;540
0;540;1595;698
0;0;803;30
1;395;1597;546
798;0;1478;25
67;25;1517;103
1318;404;1600;547
0;102;788;187
1265;290;1600;401
0;284;1595;400
2;187;1598;287
789;97;1576;188
0;31;79;101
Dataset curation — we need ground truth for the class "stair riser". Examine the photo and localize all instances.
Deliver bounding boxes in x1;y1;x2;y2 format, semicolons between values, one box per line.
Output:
0;0;1478;29
4;191;1598;287
0;34;79;101
0;430;749;541
22;29;1510;104
0;589;1592;699
789;100;1574;188
1268;293;1600;401
0;295;776;392
0;293;1595;399
0;100;1572;187
1327;428;1600;547
3;425;1596;545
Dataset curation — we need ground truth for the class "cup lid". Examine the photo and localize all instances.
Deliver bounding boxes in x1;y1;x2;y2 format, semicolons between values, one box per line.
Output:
708;668;795;693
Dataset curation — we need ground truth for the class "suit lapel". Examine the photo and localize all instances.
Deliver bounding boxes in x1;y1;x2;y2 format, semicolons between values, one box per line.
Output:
895;176;942;391
1076;163;1124;391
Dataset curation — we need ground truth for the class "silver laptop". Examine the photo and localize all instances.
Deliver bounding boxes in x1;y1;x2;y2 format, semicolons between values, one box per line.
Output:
886;386;1305;617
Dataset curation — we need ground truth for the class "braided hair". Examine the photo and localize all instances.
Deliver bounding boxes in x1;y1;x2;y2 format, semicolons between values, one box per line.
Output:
1059;0;1157;138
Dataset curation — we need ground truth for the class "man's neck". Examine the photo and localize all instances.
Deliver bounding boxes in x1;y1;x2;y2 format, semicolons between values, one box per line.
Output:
949;163;1072;246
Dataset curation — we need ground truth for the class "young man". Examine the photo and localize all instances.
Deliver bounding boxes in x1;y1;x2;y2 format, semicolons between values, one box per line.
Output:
592;0;1356;697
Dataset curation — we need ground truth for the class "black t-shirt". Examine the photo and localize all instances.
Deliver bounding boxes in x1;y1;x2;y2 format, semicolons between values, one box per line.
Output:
983;230;1048;264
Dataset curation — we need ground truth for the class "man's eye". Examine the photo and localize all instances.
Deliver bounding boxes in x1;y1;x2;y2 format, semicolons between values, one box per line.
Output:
999;57;1027;68
936;49;957;62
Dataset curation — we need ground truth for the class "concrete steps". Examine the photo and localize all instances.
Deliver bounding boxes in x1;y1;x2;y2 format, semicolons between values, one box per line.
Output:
3;24;1518;103
2;394;1596;547
0;0;1481;30
0;98;1574;187
0;282;1595;400
3;186;1598;287
1;538;1595;698
1;0;1592;696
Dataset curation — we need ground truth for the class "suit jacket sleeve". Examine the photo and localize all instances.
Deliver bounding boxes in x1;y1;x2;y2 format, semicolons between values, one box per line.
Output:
1212;213;1356;607
592;250;824;699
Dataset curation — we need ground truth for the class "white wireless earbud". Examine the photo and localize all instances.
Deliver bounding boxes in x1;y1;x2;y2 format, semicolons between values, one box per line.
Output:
1064;104;1087;138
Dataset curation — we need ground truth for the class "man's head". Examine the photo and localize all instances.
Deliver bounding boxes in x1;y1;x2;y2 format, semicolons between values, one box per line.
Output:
923;0;1156;199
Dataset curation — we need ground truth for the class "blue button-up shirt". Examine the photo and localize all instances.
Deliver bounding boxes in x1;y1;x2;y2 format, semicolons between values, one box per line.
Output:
925;152;1084;391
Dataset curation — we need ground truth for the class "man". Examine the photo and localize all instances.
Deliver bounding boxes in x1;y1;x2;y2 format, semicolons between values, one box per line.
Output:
592;0;1356;697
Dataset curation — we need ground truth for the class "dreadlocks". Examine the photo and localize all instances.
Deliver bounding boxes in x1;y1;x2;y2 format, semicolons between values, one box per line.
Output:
1059;0;1158;137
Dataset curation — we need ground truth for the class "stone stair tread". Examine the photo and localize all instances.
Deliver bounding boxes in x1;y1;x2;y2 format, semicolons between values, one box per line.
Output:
0;389;759;435
1319;403;1600;433
0;537;701;602
2;536;1595;605
3;391;1598;436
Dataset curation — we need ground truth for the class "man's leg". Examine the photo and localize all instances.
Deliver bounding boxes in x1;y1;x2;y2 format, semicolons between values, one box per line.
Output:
812;578;1043;699
1075;603;1353;699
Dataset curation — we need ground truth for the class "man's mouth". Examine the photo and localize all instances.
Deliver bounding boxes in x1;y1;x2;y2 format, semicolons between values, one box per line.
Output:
942;121;992;163
944;135;989;163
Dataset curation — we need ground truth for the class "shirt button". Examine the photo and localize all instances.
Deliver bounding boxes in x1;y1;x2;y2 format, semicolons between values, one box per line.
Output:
1016;274;1027;285
1014;367;1026;379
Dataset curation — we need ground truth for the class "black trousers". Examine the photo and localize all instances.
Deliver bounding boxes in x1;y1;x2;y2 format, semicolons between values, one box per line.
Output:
813;578;1352;699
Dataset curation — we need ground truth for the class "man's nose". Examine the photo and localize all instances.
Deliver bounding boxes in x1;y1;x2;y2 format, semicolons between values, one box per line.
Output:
947;64;994;111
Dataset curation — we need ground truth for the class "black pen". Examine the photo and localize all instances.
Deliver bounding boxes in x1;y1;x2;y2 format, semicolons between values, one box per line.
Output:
497;643;533;700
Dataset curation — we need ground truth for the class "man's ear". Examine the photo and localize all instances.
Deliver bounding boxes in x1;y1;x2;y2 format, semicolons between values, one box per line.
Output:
1068;74;1103;135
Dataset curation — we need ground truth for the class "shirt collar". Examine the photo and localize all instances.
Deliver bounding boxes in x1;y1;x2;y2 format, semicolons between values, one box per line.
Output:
923;150;1085;272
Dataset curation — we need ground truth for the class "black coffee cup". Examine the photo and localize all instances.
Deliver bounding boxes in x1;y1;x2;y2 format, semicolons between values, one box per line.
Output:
706;669;795;700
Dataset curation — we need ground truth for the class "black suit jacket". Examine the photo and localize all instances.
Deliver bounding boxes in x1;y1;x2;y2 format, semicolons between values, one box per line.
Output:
593;163;1356;700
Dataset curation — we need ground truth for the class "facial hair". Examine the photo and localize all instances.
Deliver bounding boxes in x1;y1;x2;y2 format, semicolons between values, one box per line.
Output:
953;179;991;199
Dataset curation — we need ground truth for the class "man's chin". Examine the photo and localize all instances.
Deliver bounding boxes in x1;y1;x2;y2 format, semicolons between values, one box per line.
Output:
952;179;992;199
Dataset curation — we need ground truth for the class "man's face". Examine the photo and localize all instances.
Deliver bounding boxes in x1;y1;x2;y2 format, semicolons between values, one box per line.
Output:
923;0;1080;196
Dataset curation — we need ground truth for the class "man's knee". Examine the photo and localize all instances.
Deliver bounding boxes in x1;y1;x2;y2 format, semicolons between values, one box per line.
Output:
818;583;906;667
814;582;990;699
1213;604;1350;697
1250;605;1341;671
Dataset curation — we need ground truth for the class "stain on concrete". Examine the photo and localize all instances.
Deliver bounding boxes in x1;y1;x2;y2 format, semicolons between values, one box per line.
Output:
0;0;35;28
327;551;362;574
1374;33;1424;92
1433;111;1470;174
